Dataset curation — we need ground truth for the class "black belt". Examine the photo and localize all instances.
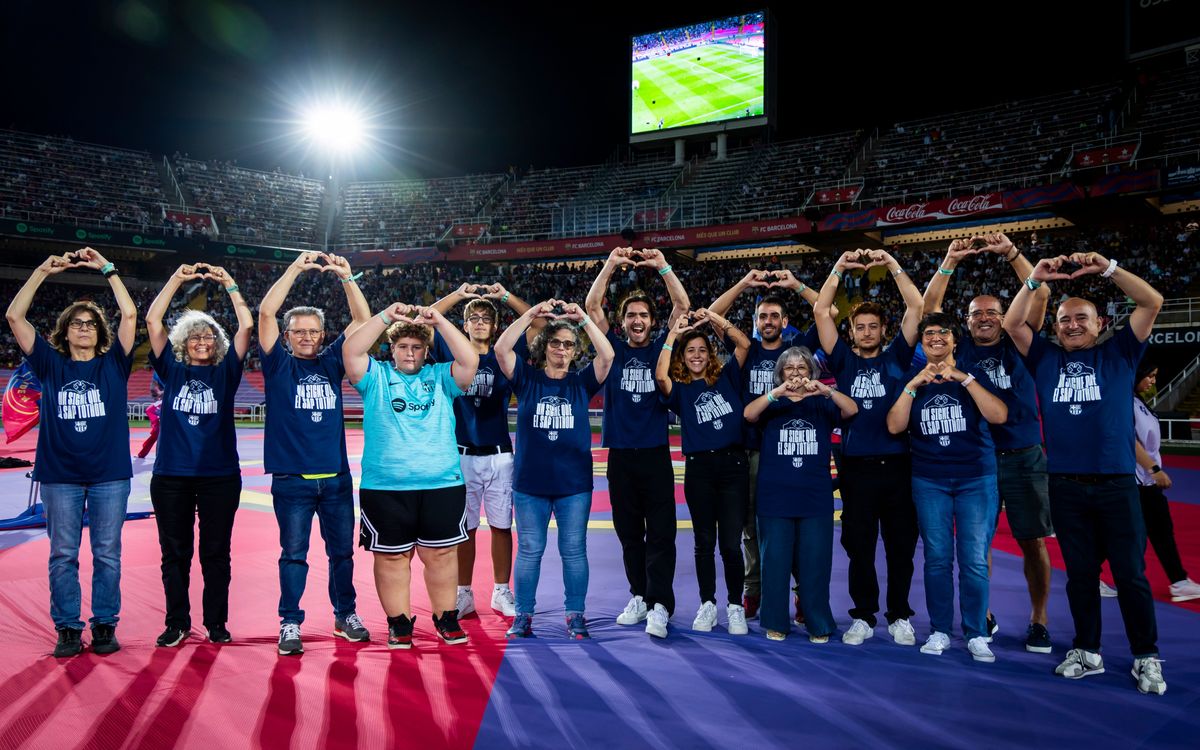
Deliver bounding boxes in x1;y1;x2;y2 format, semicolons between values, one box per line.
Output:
458;445;513;456
1055;473;1127;485
997;444;1041;456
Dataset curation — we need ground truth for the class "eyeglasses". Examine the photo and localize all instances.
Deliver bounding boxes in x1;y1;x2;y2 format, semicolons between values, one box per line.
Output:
466;315;494;325
287;329;323;339
967;310;1002;320
782;365;809;374
546;339;577;350
68;319;98;330
187;334;217;344
922;328;953;339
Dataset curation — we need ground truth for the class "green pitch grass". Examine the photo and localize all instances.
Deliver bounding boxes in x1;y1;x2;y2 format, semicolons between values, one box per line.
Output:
632;44;764;134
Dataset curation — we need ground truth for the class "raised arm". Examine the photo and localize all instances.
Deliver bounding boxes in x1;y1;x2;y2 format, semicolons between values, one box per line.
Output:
344;303;413;385
584;247;633;334
655;314;694;396
922;239;979;314
206;265;254;360
769;269;824;311
146;264;203;358
77;248;137;355
411;306;479;390
814;251;866;355
697;307;750;366
977;233;1049;331
494;302;546;380
322;253;372;335
483;282;545;340
744;378;796;423
431;282;481;317
708;269;767;319
258;251;323;354
949;363;1008;425
565;302;615;383
1069;251;1163;342
638;248;689;328
6;253;75;355
874;249;923;347
887;364;939;434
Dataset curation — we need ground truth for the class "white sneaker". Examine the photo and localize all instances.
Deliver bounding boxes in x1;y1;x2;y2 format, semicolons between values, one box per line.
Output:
645;603;669;638
968;636;996;663
1055;648;1105;679
491;587;516;616
1099;580;1118;598
888;618;917;646
841;618;874;646
726;604;748;635
455;588;476;618
920;631;951;655
1169;578;1200;602
692;601;718;632
1132;656;1167;695
616;595;648;625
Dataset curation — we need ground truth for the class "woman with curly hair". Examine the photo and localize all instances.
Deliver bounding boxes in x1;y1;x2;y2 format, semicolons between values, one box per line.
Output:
654;308;751;634
494;300;614;639
5;248;136;657
145;262;253;648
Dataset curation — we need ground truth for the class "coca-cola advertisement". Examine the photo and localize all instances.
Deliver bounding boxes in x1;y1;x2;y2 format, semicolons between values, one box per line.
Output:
874;193;1006;227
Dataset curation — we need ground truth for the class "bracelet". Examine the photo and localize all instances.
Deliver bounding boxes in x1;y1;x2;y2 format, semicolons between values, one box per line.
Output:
103;268;119;279
225;284;239;294
831;270;843;280
1004;247;1020;262
658;265;673;276
961;373;976;387
1151;464;1162;474
1101;258;1119;278
766;392;778;403
377;310;393;325
99;262;115;275
662;343;674;352
722;324;733;333
797;283;806;293
892;268;906;277
340;271;363;284
1024;276;1043;291
501;291;510;303
937;266;954;276
903;388;917;398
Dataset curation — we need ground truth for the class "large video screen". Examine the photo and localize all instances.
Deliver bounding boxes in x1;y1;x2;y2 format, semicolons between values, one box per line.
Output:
631;12;766;136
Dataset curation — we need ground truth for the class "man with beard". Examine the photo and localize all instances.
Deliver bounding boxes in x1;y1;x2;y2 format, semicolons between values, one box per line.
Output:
814;249;923;647
1004;251;1166;695
708;268;824;618
923;233;1055;654
585;247;689;638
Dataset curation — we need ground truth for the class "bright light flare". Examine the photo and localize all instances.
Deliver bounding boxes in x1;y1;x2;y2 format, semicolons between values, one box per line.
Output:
301;104;367;154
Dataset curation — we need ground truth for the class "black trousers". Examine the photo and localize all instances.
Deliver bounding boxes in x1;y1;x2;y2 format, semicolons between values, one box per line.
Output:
1139;484;1189;584
150;473;242;630
608;446;677;614
683;449;749;606
838;454;918;627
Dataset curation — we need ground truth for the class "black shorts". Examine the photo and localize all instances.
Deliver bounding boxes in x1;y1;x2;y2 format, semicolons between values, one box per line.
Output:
359;485;468;553
996;445;1053;541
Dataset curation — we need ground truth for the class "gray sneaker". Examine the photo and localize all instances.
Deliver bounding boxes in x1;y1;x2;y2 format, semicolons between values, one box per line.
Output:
278;622;303;656
334;613;370;642
1132;656;1166;695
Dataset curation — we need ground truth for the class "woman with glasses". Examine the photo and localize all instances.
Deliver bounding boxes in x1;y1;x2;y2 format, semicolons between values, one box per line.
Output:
886;312;1008;662
744;346;858;642
493;300;615;639
145;262;253;647
5;248;137;657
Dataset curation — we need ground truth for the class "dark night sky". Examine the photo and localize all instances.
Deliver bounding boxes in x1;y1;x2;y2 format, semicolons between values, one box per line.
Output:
3;1;1127;180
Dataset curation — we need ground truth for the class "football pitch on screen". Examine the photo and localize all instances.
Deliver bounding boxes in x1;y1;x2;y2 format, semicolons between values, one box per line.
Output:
632;45;764;134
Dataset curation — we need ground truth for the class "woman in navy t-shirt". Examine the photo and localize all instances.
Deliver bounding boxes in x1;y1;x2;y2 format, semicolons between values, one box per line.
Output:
494;299;614;640
6;248;137;658
655;309;751;635
744;346;858;642
887;312;1008;663
145;263;253;648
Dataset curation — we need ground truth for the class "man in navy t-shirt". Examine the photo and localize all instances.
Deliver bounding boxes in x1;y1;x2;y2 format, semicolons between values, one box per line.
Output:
814;248;923;647
1004;249;1166;695
258;251;372;655
585;246;689;638
922;232;1056;654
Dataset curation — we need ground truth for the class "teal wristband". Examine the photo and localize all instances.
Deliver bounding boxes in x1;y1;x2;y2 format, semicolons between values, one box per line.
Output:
658;265;673;276
378;310;393;325
766;392;778;403
937;266;954;276
831;270;843;280
501;291;511;303
904;388;917;398
99;262;115;274
341;271;363;284
662;344;673;352
225;284;239;294
797;283;806;293
1025;276;1043;291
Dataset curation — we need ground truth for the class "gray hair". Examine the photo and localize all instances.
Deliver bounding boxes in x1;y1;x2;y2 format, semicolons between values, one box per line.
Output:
168;309;231;364
529;320;583;368
282;306;326;332
773;346;819;386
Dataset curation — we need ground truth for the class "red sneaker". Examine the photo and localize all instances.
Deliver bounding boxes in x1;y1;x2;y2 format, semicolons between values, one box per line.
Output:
433;610;469;645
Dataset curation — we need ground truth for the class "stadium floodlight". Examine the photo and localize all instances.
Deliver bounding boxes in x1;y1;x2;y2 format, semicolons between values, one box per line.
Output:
300;104;367;154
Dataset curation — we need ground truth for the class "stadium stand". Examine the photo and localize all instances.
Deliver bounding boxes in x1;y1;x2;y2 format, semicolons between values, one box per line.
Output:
337;173;506;249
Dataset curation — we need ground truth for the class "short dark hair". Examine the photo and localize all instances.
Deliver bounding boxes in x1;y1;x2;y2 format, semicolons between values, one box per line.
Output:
618;290;655;321
49;301;113;357
918;311;959;336
849;301;886;326
756;294;789;319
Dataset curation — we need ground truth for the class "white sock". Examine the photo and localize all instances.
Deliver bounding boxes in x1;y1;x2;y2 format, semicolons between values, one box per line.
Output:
494;583;510;591
457;586;471;594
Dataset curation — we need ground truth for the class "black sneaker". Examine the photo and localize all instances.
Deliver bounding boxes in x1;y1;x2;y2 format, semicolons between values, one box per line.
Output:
985;613;999;643
333;613;370;642
54;628;84;658
207;625;232;644
432;610;469;645
156;626;188;648
91;624;120;655
278;623;303;655
386;614;414;650
1024;622;1052;654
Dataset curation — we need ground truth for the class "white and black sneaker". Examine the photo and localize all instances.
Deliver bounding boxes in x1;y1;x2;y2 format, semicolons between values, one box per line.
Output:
278;622;303;656
334;613;370;642
1055;648;1104;679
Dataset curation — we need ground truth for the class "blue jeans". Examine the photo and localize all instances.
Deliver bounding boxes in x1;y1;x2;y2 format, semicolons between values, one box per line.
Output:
911;474;999;639
757;514;835;636
272;473;357;625
512;491;591;615
41;480;131;630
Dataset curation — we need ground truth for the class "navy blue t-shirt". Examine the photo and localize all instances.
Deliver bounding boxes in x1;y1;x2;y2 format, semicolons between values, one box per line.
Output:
1023;325;1145;475
600;329;668;449
902;364;998;479
510;357;603;496
729;326;821;451
26;337;133;484
827;336;915;457
150;347;243;476
755;395;840;518
955;335;1042;452
664;357;744;455
432;331;529;449
260;334;350;475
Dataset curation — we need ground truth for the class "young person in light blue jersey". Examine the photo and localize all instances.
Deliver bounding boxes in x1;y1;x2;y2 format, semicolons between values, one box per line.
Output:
344;302;478;650
815;248;924;648
146;262;253;649
258;250;372;656
744;346;858;642
6;248;136;658
431;281;540;620
888;312;1009;663
1004;250;1167;695
655;308;751;634
922;232;1056;654
494;300;615;640
585;247;688;638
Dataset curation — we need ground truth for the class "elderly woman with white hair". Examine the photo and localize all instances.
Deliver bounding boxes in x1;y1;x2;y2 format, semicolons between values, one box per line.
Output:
145;262;253;648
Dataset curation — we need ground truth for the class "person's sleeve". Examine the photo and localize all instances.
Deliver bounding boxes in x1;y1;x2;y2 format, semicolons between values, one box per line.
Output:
323;333;347;378
225;349;245;388
1113;324;1149;368
581;363;602;397
353;358;377;396
800;325;821;352
509;356;527;396
827;338;849;375
109;340;133;380
149;345;172;380
259;339;282;375
431;330;452;363
25;336;56;380
886;334;916;369
439;361;465;399
513;333;531;361
663;382;682;413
